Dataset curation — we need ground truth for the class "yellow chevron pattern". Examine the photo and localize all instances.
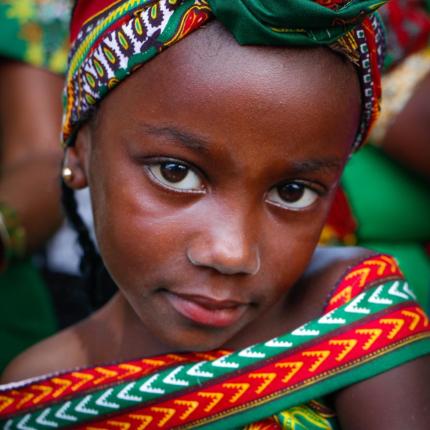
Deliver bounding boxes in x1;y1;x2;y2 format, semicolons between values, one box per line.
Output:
32;385;52;404
16;392;34;408
128;414;153;430
345;267;370;288
380;255;398;272
174;400;199;420
302;351;331;372
94;367;119;384
380;318;405;339
117;364;142;380
150;407;176;427
249;373;277;394
223;383;250;403
329;339;357;361
71;372;94;391
107;420;131;430
329;286;352;307
0;396;13;413
276;361;304;383
363;259;387;275
198;392;224;412
356;328;383;350
402;310;421;331
51;378;72;398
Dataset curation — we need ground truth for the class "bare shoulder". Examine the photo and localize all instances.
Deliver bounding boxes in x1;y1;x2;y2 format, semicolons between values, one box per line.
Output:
299;246;376;301
306;245;376;285
1;295;124;384
283;246;376;327
334;355;430;429
1;322;89;384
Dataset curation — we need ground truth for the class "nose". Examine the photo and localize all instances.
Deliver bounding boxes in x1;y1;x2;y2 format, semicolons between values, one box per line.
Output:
186;208;261;276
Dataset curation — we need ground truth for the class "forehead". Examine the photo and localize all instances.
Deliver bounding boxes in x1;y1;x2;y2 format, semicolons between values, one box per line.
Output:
96;21;360;160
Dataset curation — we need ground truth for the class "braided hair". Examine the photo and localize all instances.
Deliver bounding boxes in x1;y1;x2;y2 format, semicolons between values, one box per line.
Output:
61;178;116;310
61;2;117;310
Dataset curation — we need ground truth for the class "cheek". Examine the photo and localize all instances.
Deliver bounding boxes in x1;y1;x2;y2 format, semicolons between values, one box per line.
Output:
94;193;188;291
261;202;333;290
88;157;189;290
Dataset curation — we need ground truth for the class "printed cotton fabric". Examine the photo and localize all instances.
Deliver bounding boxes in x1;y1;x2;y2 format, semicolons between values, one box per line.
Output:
63;0;387;150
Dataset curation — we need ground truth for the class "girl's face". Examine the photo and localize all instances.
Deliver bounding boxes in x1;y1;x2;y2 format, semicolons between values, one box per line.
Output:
72;25;360;353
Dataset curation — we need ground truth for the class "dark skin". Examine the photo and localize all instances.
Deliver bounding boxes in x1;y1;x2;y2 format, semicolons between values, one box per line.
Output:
0;60;64;253
380;71;430;180
2;23;429;429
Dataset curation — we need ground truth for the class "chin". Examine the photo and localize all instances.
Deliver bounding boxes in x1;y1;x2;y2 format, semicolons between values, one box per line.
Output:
156;324;238;354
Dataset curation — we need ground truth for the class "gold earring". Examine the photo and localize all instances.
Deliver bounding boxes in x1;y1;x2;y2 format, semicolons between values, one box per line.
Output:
62;167;74;183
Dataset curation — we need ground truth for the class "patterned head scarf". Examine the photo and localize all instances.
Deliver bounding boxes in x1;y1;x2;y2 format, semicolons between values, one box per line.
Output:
63;0;387;150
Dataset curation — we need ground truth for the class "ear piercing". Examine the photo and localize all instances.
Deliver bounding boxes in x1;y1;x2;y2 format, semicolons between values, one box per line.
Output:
62;167;74;183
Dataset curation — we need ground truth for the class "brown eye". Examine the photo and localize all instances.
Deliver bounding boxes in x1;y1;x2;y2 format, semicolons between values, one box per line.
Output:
147;161;203;191
160;162;188;183
277;183;305;202
266;181;319;210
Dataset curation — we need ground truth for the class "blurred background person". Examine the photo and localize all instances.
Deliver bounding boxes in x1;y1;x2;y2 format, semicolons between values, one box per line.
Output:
0;0;92;372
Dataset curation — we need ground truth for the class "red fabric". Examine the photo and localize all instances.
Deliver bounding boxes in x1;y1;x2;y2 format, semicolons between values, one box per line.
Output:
71;0;119;41
324;187;357;240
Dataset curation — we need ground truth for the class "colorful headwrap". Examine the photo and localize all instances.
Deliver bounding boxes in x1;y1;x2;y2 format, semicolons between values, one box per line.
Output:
63;0;387;149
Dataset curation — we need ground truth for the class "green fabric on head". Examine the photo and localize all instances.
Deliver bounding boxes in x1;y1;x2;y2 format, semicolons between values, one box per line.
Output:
208;0;387;45
64;0;387;150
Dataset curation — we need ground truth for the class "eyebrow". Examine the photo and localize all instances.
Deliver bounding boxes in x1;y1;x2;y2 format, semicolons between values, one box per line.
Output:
130;122;344;173
135;122;210;152
289;158;344;174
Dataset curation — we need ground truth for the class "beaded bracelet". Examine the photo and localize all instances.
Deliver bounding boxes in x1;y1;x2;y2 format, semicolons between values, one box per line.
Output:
0;202;26;271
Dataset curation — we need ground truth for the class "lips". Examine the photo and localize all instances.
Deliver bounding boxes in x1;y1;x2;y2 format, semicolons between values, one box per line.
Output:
164;292;248;328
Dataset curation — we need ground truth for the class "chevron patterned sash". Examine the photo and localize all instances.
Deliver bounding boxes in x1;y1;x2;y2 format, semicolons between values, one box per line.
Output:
1;254;429;429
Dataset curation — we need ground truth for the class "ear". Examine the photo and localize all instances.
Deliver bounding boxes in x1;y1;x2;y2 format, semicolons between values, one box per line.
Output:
63;124;92;189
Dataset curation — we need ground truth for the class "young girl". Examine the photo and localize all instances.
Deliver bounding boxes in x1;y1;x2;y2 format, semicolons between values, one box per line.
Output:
1;1;429;429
